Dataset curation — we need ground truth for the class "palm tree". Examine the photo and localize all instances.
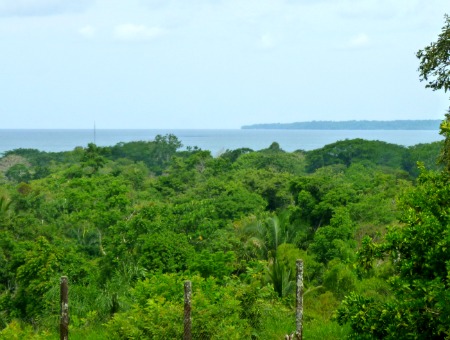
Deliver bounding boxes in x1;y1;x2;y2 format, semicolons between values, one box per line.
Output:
236;212;297;297
267;257;294;298
0;196;11;222
242;213;295;260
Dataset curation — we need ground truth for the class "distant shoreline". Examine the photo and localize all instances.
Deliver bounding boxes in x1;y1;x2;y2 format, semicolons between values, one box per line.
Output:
241;120;442;130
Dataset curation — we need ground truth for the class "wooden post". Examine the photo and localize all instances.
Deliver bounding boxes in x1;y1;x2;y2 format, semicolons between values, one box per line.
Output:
60;276;69;340
295;259;304;340
184;280;192;340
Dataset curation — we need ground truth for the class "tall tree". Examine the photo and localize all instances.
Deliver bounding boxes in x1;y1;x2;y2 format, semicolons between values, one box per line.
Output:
417;14;450;169
417;14;450;93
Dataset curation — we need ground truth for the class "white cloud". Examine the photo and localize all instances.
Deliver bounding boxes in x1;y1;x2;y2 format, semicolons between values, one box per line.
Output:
114;24;165;41
0;0;92;16
258;33;276;49
79;25;96;38
347;33;370;48
337;0;420;20
137;0;169;10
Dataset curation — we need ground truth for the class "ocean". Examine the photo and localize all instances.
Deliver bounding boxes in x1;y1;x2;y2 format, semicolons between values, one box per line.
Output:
0;129;443;156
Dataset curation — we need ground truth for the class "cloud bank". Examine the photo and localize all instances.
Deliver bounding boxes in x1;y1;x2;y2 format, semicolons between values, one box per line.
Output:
79;25;96;38
347;33;370;48
0;0;92;17
114;24;165;41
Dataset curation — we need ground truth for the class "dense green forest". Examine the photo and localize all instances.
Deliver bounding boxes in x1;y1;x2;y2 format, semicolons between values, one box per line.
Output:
0;133;445;339
2;12;450;340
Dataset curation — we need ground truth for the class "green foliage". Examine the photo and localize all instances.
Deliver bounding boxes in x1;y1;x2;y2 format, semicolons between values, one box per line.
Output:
109;134;182;175
219;147;253;163
277;244;324;287
187;177;267;221
114;161;150;190
303;320;350;340
138;231;194;273
338;168;450;338
11;237;92;321
107;274;252;339
305;139;409;173
239;215;295;261
417;14;450;171
189;250;236;280
236;168;294;211
266;258;294;298
335;292;389;339
417;14;450;92
439;111;450;171
408;141;443;175
254;305;296;339
0;132;442;338
303;291;351;339
0;197;11;224
233;147;306;174
14;236;63;318
309;207;355;264
323;260;356;300
5;164;32;183
235;215;304;298
80;143;107;175
290;166;356;231
0;319;51;339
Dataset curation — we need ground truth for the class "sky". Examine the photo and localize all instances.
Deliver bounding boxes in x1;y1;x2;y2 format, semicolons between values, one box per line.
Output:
1;0;450;129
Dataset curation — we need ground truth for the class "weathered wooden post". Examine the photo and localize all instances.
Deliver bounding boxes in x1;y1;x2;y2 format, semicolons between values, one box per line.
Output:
184;280;192;340
60;276;69;340
295;259;304;340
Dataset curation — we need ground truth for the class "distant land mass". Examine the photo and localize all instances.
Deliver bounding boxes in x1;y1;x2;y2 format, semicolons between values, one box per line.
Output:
241;120;441;130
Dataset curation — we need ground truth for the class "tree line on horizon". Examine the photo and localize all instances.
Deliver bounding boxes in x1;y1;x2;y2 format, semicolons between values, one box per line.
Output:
242;119;441;130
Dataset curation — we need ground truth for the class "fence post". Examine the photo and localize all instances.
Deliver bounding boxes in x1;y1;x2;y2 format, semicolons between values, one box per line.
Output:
60;276;69;340
295;259;304;340
184;280;192;340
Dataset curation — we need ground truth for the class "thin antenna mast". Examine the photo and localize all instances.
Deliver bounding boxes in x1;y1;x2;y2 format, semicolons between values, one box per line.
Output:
94;121;96;144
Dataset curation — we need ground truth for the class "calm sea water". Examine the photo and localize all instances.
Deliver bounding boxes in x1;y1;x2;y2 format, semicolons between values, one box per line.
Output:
0;129;443;156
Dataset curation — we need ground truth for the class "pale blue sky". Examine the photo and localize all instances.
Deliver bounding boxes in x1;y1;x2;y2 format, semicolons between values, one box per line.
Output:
1;0;450;129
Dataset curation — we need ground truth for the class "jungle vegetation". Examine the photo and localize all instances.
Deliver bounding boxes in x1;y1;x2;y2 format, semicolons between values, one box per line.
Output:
0;132;444;339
